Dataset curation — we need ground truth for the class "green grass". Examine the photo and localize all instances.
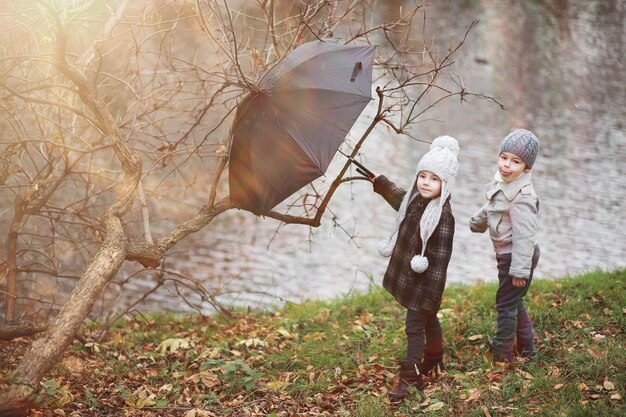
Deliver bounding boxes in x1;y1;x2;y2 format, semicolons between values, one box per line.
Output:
1;269;624;416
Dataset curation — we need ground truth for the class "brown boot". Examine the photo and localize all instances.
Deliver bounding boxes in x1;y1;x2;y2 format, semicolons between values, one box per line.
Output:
389;361;425;401
420;349;445;376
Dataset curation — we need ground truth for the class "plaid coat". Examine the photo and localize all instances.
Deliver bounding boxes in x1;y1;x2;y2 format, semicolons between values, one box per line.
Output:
374;175;455;312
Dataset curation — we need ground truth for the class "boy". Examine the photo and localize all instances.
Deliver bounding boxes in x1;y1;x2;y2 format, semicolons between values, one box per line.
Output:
368;136;459;400
470;129;541;362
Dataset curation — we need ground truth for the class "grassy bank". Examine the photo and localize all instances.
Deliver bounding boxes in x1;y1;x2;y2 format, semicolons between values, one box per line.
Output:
1;269;625;416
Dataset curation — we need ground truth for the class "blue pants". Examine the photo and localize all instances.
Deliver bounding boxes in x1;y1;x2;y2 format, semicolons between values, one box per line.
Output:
405;309;442;364
492;245;540;358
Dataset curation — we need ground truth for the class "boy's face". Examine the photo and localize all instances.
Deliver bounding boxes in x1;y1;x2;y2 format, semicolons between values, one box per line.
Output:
416;171;442;199
498;151;529;182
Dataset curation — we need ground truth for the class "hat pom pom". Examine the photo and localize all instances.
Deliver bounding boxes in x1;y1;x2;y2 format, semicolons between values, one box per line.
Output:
378;241;393;257
431;135;459;157
410;255;429;273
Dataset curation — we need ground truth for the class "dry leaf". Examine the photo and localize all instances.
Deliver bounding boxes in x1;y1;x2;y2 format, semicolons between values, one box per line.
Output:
603;381;615;390
468;334;483;341
192;371;220;388
183;410;215;417
464;389;481;402
426;402;445;412
276;328;295;339
554;383;564;390
266;380;288;390
578;383;588;391
236;337;268;348
611;393;622;400
157;337;194;354
303;331;326;341
482;405;493;417
314;308;331;323
587;348;602;359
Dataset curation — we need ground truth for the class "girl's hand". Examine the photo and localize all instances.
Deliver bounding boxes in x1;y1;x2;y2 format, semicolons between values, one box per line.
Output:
356;167;377;182
512;277;527;288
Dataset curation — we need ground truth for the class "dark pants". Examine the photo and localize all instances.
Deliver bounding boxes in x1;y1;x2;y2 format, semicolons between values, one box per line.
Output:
405;308;442;364
492;245;540;357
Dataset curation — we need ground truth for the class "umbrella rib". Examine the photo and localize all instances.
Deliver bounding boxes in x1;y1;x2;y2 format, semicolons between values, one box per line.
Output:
270;86;371;100
267;102;325;173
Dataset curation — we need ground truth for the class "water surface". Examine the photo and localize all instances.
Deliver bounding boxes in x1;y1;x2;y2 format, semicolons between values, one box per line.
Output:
123;0;626;313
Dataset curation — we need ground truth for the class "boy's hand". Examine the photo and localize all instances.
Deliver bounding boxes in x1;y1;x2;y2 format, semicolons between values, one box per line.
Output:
512;277;527;288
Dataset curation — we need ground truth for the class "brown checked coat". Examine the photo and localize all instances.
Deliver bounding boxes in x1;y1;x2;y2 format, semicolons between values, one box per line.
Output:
374;175;455;312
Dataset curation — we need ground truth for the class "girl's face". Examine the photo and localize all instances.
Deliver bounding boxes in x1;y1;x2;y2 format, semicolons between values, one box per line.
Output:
498;151;528;182
416;171;442;199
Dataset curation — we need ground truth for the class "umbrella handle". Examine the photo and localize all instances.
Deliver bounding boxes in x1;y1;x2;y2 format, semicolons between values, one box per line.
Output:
356;167;373;179
349;158;374;178
350;62;363;82
339;150;375;178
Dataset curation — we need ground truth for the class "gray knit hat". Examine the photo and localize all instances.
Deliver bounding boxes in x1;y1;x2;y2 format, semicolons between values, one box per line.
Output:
500;129;539;169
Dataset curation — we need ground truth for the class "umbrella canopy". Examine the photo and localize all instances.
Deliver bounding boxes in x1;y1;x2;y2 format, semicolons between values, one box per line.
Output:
229;40;376;215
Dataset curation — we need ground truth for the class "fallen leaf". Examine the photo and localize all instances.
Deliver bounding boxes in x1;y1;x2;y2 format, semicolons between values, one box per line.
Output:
266;380;288;390
603;381;615;390
587;348;602;359
314;308;331;323
303;331;326;341
236;337;268;348
183;410;215;417
188;371;220;388
482;405;492;417
464;389;481;402
468;334;483;341
426;402;445;412
578;383;588;391
276;328;295;339
554;383;564;390
157;337;194;354
199;346;221;359
611;393;622;400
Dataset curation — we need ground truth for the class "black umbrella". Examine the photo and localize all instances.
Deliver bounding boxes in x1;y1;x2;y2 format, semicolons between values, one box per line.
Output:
229;40;376;215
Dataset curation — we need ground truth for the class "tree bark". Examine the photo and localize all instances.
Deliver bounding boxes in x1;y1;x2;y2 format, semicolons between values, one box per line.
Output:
4;200;24;322
0;322;48;341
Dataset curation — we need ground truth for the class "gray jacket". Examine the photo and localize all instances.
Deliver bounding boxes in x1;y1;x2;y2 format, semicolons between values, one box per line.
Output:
470;173;539;279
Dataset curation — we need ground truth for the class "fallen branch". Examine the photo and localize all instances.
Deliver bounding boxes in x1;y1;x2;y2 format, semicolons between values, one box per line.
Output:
0;322;48;342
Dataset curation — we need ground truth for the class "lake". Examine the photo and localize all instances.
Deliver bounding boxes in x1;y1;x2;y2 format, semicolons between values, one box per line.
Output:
119;0;625;314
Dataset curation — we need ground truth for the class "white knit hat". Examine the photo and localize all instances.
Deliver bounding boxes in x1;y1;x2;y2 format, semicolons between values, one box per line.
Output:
378;136;459;273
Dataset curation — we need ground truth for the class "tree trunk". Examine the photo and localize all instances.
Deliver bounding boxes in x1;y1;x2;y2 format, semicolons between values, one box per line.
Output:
4;201;24;322
0;216;127;415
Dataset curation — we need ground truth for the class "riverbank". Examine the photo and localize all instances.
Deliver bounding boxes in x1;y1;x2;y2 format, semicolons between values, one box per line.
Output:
2;269;624;416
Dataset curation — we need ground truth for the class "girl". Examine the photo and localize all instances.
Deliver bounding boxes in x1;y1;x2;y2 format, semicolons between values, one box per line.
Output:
367;136;459;400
